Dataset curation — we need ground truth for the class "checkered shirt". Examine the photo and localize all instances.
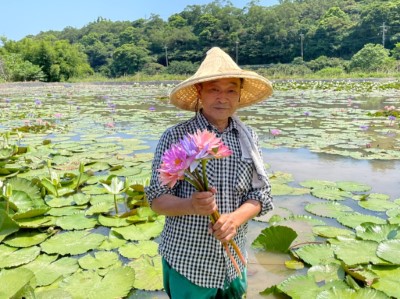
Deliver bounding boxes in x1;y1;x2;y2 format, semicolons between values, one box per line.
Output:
145;111;273;289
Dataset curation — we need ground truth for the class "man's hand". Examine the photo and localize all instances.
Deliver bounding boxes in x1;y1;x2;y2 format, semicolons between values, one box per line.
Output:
191;187;217;216
209;213;238;243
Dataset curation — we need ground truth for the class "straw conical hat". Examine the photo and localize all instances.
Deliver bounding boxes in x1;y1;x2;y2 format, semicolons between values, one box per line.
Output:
169;47;273;111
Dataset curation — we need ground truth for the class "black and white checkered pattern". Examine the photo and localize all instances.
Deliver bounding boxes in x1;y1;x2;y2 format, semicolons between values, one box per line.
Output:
145;111;273;288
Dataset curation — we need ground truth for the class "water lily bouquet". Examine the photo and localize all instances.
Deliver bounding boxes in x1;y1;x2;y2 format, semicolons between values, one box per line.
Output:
158;129;246;275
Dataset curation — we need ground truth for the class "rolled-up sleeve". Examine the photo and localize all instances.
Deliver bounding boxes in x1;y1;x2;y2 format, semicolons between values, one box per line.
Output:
242;130;273;216
145;130;175;206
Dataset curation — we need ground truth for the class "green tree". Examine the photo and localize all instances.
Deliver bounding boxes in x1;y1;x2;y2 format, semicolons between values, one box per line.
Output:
349;43;394;72
110;44;150;76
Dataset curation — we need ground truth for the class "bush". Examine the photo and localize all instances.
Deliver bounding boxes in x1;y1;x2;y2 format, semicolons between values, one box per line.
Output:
315;67;345;77
166;60;199;75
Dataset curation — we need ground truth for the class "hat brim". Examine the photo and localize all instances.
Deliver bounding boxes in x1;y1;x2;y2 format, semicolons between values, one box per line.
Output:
170;70;273;111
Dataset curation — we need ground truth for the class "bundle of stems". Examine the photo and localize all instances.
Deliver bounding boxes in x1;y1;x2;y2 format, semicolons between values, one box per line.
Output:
185;160;246;276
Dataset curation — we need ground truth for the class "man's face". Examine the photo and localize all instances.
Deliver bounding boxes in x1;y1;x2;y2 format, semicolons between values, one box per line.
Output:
196;78;241;126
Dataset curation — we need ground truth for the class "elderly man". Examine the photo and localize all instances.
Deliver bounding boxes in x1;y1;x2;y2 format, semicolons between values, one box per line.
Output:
145;47;274;299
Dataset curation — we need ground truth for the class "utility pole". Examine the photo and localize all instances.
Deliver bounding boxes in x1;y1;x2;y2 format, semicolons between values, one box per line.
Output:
300;33;304;61
235;40;239;64
164;46;169;67
380;22;389;47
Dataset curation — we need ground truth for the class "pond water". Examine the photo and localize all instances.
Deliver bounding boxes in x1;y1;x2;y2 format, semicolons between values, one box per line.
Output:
1;82;399;298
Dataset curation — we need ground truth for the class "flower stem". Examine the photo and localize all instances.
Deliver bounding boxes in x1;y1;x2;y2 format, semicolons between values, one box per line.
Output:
201;160;209;191
113;194;119;214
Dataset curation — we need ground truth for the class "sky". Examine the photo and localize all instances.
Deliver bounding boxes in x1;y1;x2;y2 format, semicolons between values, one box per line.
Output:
1;0;279;41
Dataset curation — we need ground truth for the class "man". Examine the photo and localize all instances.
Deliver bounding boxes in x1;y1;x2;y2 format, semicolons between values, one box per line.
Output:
145;47;274;298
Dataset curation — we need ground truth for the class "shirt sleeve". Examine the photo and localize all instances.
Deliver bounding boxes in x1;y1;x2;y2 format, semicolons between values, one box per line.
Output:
144;129;175;207
242;129;274;216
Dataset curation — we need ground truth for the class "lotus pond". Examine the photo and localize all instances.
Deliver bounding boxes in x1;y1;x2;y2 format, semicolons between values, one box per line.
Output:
0;80;399;298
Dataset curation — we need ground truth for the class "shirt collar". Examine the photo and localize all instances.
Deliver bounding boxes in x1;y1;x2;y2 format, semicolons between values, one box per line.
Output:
195;110;238;134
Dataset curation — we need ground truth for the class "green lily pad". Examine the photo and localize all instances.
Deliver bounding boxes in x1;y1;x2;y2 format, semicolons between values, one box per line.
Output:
355;223;400;242
0;210;20;242
308;263;345;283
305;202;353;218
0;244;40;268
370;265;400;297
311;187;352;201
21;254;79;287
3;230;52;247
112;219;164;241
376;239;400;264
337;213;387;229
55;212;98;230
40;231;105;255
292;244;337;266
358;198;400;212
119;240;159;259
336;181;372;192
312;226;354;238
252;225;297;253
78;251;121;270
0;268;35;299
334;239;388;266
129;255;163;291
59;267;135;299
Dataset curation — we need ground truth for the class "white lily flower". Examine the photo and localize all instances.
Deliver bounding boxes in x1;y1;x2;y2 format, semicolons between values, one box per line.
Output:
102;177;124;195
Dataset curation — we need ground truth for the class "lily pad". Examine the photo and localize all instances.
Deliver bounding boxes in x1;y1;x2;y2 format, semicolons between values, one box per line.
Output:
21;254;79;287
3;230;52;247
78;251;120;270
0;268;35;299
0;244;40;268
40;231;105;255
376;239;400;264
119;240;159;259
59;267;135;299
129;255;163;291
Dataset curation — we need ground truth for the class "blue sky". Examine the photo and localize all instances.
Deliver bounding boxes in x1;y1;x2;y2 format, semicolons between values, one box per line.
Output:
1;0;279;41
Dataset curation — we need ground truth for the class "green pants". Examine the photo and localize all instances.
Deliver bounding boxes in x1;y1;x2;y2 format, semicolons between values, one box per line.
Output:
162;258;247;299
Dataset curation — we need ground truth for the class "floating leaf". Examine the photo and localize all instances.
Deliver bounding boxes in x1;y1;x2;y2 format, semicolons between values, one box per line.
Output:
337;213;386;229
376;240;400;264
3;230;52;247
55;212;98;230
334;239;388;266
336;181;371;192
305;202;353;218
312;226;354;238
358;198;400;212
355;223;400;242
129;255;163;291
119;240;159;259
0;268;35;299
308;263;345;282
370;265;400;297
285;260;304;270
317;287;389;299
112;219;164;241
311;187;352;201
0;244;40;268
0;210;20;242
252;225;297;253
293;244;337;266
40;231;105;255
59;267;135;299
78;251;120;270
21;254;79;287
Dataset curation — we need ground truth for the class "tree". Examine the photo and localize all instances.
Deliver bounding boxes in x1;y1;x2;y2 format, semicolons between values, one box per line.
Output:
349;43;394;72
110;44;150;76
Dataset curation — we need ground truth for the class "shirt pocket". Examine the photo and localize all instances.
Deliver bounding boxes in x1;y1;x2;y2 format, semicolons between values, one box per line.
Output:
234;159;254;195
